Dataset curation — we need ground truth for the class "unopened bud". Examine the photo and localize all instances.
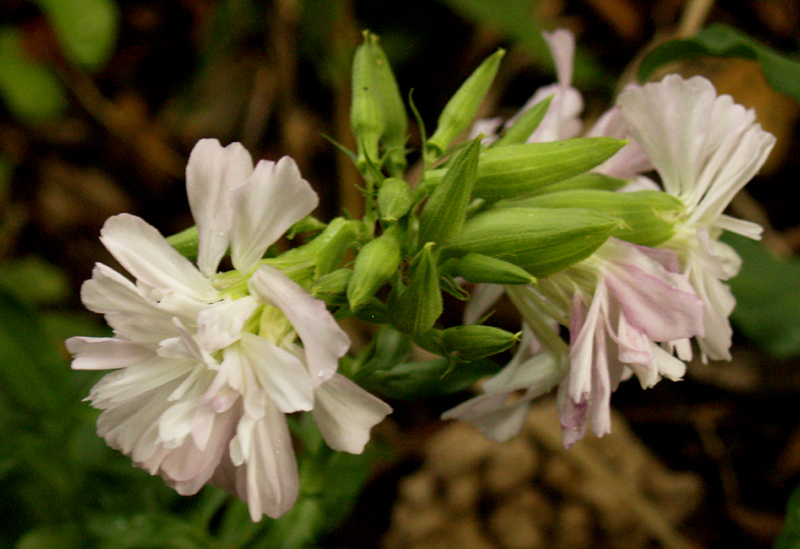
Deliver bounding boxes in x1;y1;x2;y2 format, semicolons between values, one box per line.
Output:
443;253;535;285
378;177;413;221
441;325;520;360
347;225;403;311
389;243;442;335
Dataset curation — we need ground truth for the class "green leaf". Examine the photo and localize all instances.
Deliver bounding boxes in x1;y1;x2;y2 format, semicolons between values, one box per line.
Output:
0;27;68;124
493;94;553;147
638;24;800;102
32;0;119;70
371;356;501;400
0;257;70;306
424;137;627;201
0;287;72;414
448;207;621;277
725;233;800;357
775;483;800;549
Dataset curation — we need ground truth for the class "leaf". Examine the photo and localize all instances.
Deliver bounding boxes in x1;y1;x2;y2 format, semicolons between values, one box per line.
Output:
638;24;800;102
0;27;68;124
775;483;800;549
371;356;501;400
0;257;70;306
725;233;800;357
32;0;119;70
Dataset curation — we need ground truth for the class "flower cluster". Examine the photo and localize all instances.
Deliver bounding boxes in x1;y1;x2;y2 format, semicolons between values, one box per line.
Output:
446;30;775;447
67;139;391;520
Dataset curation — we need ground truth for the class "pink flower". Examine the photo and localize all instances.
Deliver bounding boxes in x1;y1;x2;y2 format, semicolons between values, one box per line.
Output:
66;139;391;520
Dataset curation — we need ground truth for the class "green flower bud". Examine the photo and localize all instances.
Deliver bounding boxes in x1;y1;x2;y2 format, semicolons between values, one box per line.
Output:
526;172;627;195
389;243;442;335
447;207;621;277
493;94;553;147
311;268;353;304
505;189;685;247
419;138;480;247
167;225;199;261
424;137;626;201
347;225;403;311
377;177;413;221
443;252;536;285
427;49;505;158
365;33;408;176
351;32;385;170
440;325;520;360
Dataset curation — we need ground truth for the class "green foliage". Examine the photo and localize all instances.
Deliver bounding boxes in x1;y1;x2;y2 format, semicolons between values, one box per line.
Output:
348;225;403;311
388;243;442;334
638;24;800;102
32;0;119;71
0;27;68;124
725;234;800;357
492;94;553;147
775;483;800;549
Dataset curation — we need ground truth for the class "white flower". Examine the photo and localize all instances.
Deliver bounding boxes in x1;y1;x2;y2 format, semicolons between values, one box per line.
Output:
66;139;391;521
617;75;776;361
447;238;704;447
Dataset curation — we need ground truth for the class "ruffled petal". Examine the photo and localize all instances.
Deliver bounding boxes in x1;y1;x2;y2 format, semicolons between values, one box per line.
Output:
67;336;155;370
186;139;254;277
238;332;314;414
442;391;532;443
196;297;260;352
100;214;218;302
312;374;392;454
230;157;318;273
248;266;349;387
230;408;299;521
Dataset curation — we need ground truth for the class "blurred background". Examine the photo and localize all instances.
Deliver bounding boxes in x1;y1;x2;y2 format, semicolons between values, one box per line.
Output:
2;0;800;548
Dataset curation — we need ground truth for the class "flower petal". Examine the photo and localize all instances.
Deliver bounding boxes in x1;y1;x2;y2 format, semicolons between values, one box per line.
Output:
100;214;218;302
312;374;392;454
238;332;314;414
230;408;299;521
186;139;254;277
67;336;155;370
230;157;318;273
442;391;531;443
248;265;350;387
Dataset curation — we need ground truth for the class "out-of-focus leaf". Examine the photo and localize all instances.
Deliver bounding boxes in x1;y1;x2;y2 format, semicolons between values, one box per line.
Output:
0;288;72;413
32;0;119;70
0;257;70;305
13;524;83;549
0;27;68;124
638;24;800;102
371;356;501;400
90;513;218;549
725;233;800;357
776;483;800;549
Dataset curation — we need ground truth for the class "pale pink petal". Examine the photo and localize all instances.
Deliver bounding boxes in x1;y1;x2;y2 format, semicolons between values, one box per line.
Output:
230;157;318;273
230;409;299;521
543;29;575;88
186;139;254;277
248;266;349;387
100;214;218;302
89;357;194;407
67;336;155;370
714;215;763;240
463;283;505;325
442;391;531;443
196;297;260;352
312;374;392;453
238;332;314;414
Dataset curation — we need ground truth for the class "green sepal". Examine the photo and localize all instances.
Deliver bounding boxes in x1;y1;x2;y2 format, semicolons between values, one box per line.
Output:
447;207;621;277
493;94;553;147
276;218;362;279
388;243;442;335
350;32;385;170
425;137;626;201
311;268;352;305
347;225;403;311
443;252;536;285
365;33;409;176
526;172;627;195
345;326;413;381
287;215;327;239
418;137;480;247
426;49;505;158
503;189;685;247
377;177;413;221
166;225;199;261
